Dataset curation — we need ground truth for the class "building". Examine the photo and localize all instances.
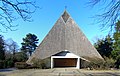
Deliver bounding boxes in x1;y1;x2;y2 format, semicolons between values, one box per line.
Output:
27;10;103;69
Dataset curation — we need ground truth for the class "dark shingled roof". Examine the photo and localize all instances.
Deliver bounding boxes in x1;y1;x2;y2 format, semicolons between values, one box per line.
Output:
27;10;103;64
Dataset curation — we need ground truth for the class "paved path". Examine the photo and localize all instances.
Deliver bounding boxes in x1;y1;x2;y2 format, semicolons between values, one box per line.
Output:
0;68;120;76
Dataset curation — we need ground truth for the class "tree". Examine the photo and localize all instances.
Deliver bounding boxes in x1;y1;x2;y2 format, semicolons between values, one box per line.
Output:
94;35;113;58
5;38;19;62
15;52;28;62
21;33;39;56
0;35;5;60
0;0;37;32
88;0;120;30
112;21;120;59
112;20;120;68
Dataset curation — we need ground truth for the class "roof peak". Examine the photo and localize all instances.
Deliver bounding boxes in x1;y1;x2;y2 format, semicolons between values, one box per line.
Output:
62;10;70;23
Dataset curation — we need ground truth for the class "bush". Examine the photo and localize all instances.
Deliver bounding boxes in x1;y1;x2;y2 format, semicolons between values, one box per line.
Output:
87;62;108;70
15;62;28;69
115;56;120;69
0;60;5;69
30;57;50;69
0;59;14;69
87;57;115;70
5;59;14;68
15;52;28;62
104;57;115;69
30;58;42;68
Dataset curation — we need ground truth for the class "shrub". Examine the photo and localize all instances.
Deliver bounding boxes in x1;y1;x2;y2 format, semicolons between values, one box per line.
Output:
104;57;115;69
31;58;42;68
5;59;14;68
0;59;14;69
115;55;120;69
15;52;28;62
31;57;50;69
87;57;115;70
15;62;28;69
0;60;5;69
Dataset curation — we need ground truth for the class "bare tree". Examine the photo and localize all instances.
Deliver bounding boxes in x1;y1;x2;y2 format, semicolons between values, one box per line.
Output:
88;0;120;31
0;0;37;32
5;38;19;61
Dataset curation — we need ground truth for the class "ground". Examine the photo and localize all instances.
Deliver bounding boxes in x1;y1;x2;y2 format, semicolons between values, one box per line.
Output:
0;68;120;76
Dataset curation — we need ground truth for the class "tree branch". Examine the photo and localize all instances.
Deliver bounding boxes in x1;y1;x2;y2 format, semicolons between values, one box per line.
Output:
88;0;120;31
0;0;38;32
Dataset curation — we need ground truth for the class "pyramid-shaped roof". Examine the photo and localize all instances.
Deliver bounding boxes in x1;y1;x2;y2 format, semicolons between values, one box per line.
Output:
27;10;103;63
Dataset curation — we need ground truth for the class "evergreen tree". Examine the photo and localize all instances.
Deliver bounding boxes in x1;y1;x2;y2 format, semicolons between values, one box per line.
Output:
0;35;5;60
21;33;39;56
112;20;120;68
94;35;113;58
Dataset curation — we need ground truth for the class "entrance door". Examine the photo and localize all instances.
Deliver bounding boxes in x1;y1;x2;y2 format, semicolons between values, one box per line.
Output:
53;58;77;67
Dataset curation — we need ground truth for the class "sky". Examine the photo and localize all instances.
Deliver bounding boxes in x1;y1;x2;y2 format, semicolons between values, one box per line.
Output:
1;0;110;47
